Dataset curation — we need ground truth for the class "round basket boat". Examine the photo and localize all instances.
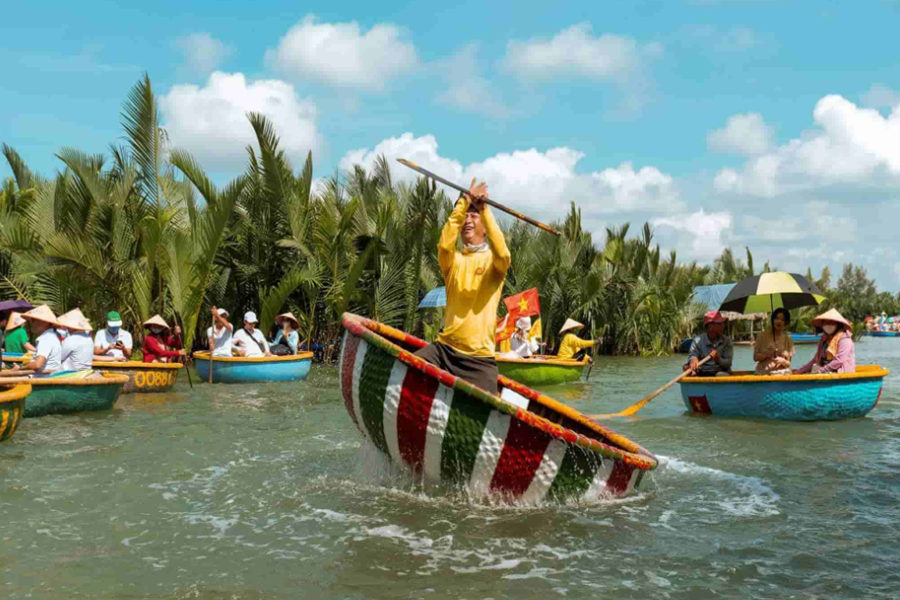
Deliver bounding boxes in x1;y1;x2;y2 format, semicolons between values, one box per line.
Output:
193;351;313;384
340;313;658;503
869;331;900;338
0;383;31;442
790;333;822;345
496;355;589;386
25;372;128;418
679;365;889;421
94;361;183;393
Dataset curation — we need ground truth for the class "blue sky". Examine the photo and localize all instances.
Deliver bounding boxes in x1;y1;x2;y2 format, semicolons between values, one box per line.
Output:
3;0;899;290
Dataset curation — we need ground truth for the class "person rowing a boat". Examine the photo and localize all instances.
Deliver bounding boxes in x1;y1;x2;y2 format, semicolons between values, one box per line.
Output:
557;319;601;360
683;311;733;377
414;178;511;395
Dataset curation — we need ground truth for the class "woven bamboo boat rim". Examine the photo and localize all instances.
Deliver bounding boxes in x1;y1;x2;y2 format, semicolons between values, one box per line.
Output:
192;351;314;363
0;383;32;401
94;361;184;370
683;364;890;384
494;355;589;367
343;312;658;471
29;372;128;387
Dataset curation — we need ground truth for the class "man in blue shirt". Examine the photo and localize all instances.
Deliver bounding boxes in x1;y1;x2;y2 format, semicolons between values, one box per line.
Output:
684;311;733;377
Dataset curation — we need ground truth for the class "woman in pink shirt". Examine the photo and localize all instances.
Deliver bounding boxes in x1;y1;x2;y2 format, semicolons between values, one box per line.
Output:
794;309;856;375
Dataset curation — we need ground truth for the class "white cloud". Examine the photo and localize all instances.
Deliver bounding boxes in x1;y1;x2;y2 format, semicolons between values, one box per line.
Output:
653;210;733;258
714;94;900;197
707;112;774;155
264;15;419;92
861;84;900;109
741;201;856;244
894;263;900;282
435;43;512;118
500;23;661;82
174;33;231;74
160;72;321;170
339;133;682;224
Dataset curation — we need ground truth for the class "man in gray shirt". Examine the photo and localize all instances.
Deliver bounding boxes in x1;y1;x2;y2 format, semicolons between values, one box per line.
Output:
683;311;733;377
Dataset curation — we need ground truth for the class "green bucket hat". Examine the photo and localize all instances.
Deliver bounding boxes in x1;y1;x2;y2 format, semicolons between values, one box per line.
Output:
107;310;123;327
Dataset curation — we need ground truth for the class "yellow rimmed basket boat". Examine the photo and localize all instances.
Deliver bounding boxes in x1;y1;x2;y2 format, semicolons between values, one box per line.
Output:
495;355;590;386
25;372;128;418
193;351;313;384
0;383;31;442
340;313;657;503
679;365;890;421
2;354;182;394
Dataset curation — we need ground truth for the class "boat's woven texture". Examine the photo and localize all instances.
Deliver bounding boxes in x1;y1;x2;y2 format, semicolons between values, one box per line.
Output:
25;374;127;418
340;316;657;502
680;375;884;420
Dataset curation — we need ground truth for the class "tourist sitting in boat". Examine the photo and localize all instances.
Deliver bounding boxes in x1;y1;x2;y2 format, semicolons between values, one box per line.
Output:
141;315;185;363
794;309;856;375
683;311;733;377
3;312;34;354
753;307;794;375
499;316;543;359
16;305;62;373
232;311;273;358
557;319;600;360
271;312;300;355
94;310;133;361
413;178;510;395
207;307;233;357
58;308;97;371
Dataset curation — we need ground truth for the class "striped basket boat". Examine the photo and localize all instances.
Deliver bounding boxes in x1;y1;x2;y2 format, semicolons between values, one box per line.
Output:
679;365;889;421
340;313;658;503
0;384;31;442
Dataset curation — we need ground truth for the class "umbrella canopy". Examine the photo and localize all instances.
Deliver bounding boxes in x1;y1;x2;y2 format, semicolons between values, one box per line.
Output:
719;272;825;314
0;299;33;313
417;287;447;309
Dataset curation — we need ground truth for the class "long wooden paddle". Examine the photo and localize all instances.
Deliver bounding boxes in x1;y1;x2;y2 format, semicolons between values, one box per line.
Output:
174;313;193;389
588;356;712;419
396;159;562;236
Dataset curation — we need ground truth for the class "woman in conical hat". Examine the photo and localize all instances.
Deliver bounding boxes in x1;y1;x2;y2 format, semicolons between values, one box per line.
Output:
4;312;34;354
18;304;63;373
272;312;301;355
141;315;185;364
557;318;601;360
794;309;856;375
57;308;96;371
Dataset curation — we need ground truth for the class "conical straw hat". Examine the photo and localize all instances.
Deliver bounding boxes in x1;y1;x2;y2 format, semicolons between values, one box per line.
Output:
811;308;852;330
559;318;584;335
5;312;26;332
22;304;61;327
142;314;171;330
58;308;93;332
275;312;300;328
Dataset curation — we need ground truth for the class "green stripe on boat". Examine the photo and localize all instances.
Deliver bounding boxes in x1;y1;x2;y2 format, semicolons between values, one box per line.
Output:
546;444;603;502
358;346;396;458
440;387;491;486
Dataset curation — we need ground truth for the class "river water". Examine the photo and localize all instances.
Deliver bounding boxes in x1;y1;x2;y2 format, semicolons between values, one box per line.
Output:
2;339;898;599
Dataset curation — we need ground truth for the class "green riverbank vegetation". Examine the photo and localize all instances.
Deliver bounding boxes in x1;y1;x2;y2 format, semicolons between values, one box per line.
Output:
2;75;898;358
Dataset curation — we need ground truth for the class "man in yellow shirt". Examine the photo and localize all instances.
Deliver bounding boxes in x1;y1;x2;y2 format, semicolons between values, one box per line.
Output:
415;178;511;394
557;319;601;360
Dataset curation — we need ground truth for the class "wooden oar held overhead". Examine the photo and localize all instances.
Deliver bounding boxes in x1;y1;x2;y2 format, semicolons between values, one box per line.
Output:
396;158;562;236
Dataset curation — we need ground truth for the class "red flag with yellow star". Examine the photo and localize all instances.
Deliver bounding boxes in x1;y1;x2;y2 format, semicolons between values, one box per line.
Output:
495;288;541;344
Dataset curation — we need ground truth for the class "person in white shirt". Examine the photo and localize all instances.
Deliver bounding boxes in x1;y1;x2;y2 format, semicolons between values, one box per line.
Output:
94;310;133;361
58;308;96;371
232;311;273;358
509;316;542;358
207;307;234;357
17;304;62;373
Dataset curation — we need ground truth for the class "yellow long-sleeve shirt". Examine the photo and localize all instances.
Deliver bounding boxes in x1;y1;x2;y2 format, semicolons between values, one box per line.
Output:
558;333;595;360
436;196;511;357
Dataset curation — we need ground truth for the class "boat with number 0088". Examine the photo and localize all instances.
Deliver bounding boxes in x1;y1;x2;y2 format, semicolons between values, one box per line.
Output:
339;313;658;503
1;353;183;393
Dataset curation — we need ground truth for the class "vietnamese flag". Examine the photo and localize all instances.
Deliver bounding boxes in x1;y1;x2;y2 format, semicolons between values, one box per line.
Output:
495;288;541;343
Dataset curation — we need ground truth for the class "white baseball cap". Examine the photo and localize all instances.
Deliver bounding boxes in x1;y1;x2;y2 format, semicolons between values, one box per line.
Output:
217;308;229;317
244;311;258;324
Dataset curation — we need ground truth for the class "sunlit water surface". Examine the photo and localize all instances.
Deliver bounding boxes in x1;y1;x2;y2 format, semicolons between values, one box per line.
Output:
2;340;899;599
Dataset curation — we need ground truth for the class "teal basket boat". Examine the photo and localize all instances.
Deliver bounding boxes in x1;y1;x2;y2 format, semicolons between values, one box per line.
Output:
869;331;900;338
194;351;313;384
25;372;128;418
679;365;889;421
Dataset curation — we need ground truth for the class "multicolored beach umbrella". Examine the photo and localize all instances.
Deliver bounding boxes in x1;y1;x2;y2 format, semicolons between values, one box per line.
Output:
718;272;826;314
